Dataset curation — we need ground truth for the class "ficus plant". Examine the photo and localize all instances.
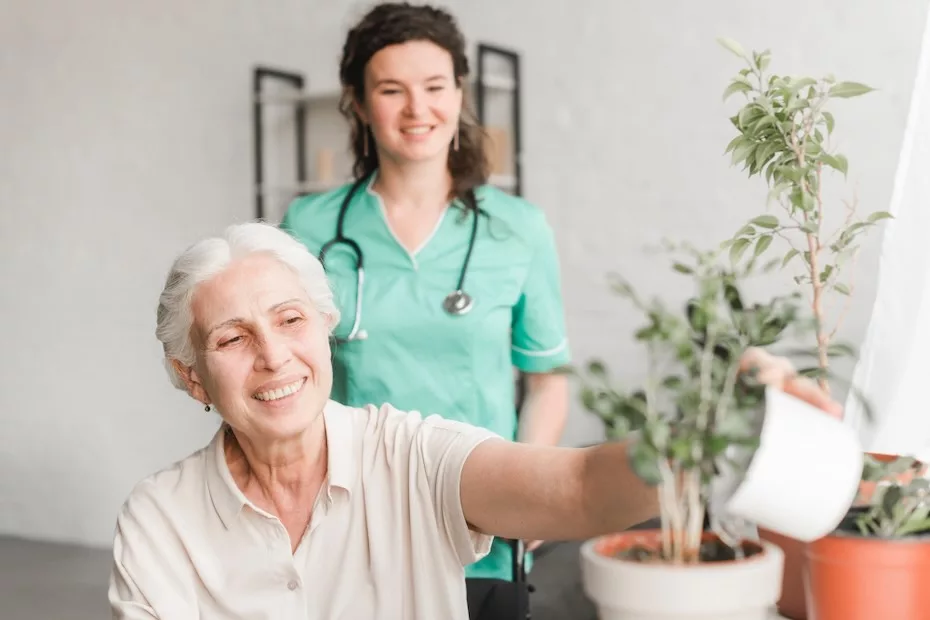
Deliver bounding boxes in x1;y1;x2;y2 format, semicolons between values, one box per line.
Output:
717;37;892;394
578;242;806;564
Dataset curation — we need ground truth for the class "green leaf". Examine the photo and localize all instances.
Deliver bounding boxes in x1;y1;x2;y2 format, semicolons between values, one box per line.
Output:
752;50;771;72
823;111;835;135
754;234;774;258
881;485;902;517
628;441;663;486
635;326;660;341
896;517;930;537
751;215;779;229
782;248;800;267
673;263;694;274
729;238;751;264
788;77;818;94
718;37;749;60
750;114;778;134
780;166;806;183
724;135;745;154
731;142;755;166
834;282;851;295
737;224;756;237
587;360;607;377
580;386;613;417
821;153;849;176
662;375;683;389
868;211;894;223
827;342;856;357
645;419;671;451
723;80;753;101
800;220;818;234
609;276;634;298
829;81;875;98
737;106;759;131
670;437;693;463
705;435;731;457
767;181;792;206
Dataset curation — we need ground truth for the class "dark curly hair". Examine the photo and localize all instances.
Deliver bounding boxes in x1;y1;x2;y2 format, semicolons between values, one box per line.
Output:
338;2;489;208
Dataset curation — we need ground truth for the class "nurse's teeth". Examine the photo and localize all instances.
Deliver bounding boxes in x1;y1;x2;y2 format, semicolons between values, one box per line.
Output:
254;379;304;401
403;126;431;134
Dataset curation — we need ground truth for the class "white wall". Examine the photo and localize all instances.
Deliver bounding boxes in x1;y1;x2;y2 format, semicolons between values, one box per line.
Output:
1;0;927;548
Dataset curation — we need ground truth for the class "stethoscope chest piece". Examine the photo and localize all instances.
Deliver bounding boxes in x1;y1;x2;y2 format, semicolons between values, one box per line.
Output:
443;290;474;316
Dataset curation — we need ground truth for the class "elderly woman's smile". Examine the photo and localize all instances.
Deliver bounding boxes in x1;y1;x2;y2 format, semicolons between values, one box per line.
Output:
253;377;307;402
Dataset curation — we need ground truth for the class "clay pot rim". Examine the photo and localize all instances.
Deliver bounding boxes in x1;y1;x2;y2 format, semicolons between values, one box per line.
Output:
822;529;930;543
589;530;771;569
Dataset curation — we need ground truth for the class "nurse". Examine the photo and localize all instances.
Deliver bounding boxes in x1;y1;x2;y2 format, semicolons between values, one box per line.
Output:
280;2;570;586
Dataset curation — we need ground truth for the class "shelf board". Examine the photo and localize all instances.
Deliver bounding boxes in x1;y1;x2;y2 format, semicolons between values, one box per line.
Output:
258;174;517;197
478;74;516;91
254;91;342;106
255;73;513;107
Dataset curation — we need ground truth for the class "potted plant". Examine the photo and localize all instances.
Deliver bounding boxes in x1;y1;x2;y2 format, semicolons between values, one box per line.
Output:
575;243;862;620
717;37;893;619
805;454;930;619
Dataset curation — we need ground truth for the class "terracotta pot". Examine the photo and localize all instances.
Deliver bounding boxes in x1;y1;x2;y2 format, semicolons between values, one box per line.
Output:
580;529;783;620
758;529;807;619
759;452;925;620
805;515;930;619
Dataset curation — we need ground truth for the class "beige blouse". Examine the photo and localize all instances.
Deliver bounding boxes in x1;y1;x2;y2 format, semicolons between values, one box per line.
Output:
108;400;497;619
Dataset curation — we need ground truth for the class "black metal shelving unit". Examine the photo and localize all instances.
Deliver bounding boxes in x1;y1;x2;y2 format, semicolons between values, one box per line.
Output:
252;66;308;222
475;43;522;198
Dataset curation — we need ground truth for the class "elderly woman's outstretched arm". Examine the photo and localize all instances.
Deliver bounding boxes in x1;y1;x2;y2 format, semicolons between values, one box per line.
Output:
460;439;657;542
460;348;842;543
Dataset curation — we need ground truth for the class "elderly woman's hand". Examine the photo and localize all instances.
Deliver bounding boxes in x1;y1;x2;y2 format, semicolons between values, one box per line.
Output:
738;346;843;419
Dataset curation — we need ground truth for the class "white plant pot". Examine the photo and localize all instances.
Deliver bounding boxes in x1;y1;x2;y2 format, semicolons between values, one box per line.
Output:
580;534;784;620
713;387;864;543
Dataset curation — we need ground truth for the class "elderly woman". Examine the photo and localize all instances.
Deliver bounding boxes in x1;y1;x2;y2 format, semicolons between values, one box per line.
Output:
108;222;840;619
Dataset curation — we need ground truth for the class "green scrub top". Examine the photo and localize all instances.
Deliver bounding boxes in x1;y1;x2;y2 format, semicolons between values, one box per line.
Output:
280;173;571;580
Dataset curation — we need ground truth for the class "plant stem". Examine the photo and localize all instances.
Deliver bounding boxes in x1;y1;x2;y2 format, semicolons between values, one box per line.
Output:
791;121;831;394
659;460;685;563
657;475;673;560
685;470;704;563
808;164;831;393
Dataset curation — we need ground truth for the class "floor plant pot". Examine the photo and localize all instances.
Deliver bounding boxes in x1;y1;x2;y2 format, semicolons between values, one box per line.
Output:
759;452;924;620
580;530;784;620
805;508;930;619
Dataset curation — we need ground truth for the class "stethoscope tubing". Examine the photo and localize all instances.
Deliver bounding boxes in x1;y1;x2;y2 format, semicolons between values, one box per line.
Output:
318;173;482;343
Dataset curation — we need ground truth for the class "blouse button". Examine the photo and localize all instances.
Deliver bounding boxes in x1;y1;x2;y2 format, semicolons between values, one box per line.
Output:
287;580;299;591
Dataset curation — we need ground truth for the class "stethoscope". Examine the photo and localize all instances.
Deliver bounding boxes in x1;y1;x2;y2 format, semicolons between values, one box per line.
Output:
318;174;481;343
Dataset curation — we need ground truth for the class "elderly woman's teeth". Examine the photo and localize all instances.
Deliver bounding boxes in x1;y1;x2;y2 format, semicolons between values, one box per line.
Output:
254;379;304;401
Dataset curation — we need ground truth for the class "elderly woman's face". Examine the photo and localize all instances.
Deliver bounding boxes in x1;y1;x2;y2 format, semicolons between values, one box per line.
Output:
179;253;333;441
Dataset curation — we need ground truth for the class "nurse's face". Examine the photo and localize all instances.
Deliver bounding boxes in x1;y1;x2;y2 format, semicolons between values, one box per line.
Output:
176;254;335;443
358;40;463;167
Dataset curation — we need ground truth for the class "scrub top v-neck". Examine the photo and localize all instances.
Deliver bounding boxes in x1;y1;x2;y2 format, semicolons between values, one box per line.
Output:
281;173;571;579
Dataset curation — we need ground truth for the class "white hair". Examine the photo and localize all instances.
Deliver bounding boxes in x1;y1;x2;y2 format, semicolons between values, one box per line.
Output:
155;221;340;390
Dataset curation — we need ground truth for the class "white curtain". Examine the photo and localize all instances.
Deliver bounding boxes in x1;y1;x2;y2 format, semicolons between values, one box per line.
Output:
845;5;930;458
